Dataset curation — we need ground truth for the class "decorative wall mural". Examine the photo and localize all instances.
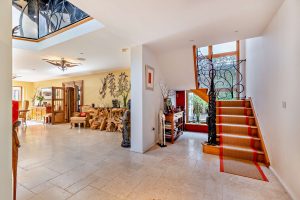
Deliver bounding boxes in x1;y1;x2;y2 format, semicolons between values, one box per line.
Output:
99;72;131;108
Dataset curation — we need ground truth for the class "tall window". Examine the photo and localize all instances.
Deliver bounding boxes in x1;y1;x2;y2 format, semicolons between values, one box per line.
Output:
186;91;208;125
198;41;241;99
12;86;22;101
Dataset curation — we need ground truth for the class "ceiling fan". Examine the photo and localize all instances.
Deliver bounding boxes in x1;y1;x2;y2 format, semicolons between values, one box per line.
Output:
12;74;22;79
43;58;81;72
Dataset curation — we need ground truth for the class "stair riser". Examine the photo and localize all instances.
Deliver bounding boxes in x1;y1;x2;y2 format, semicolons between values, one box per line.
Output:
217;101;251;108
218;137;261;150
217;125;258;136
221;148;265;163
217;116;256;126
217;108;253;116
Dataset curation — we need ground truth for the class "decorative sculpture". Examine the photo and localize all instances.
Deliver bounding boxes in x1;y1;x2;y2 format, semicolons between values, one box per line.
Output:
158;110;167;147
121;100;131;148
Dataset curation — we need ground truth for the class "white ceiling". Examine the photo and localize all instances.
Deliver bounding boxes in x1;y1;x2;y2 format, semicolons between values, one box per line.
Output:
13;29;131;82
13;0;284;82
69;0;284;50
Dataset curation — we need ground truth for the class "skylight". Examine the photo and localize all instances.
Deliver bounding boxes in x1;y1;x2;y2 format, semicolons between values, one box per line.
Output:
12;0;89;40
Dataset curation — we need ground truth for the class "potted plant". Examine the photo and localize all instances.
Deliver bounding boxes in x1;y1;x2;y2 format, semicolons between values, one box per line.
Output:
159;82;175;114
36;95;44;106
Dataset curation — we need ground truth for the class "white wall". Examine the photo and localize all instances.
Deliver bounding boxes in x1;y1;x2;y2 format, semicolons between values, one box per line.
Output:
130;45;163;153
142;46;163;152
158;47;195;90
0;0;12;199
245;0;300;199
130;46;144;153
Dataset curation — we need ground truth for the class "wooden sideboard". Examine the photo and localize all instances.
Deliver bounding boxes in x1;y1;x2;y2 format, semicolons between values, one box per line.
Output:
30;106;51;121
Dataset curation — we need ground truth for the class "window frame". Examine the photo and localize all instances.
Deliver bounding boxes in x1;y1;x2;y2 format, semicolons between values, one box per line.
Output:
185;90;208;125
197;41;241;99
12;86;23;101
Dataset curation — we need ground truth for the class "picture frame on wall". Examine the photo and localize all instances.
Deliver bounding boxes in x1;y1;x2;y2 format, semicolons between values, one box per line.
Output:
145;65;154;90
41;88;52;100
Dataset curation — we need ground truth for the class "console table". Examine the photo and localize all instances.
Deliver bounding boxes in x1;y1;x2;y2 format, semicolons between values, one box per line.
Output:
165;111;184;144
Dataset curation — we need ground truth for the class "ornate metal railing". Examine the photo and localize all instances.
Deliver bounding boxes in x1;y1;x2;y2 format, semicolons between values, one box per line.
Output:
197;52;246;145
12;0;89;40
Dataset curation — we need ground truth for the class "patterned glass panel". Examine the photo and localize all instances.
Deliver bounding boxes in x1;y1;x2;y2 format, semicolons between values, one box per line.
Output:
12;0;89;39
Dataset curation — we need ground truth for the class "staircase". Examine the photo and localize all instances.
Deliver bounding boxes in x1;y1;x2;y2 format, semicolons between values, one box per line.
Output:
203;99;270;166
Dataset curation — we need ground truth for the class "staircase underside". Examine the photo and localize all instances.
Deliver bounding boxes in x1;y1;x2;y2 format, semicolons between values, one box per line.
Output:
191;88;209;103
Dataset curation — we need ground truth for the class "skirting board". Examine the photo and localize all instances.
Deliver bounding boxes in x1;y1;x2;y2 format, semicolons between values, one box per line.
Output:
270;167;296;200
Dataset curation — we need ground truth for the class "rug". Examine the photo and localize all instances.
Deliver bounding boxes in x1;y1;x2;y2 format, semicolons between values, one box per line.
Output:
219;134;268;182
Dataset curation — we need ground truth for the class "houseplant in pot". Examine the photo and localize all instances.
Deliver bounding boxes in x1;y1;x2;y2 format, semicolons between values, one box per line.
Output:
36;95;44;106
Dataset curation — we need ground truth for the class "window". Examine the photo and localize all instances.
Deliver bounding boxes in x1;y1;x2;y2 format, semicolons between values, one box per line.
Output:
186;91;208;125
212;41;237;54
12;86;22;101
197;41;241;99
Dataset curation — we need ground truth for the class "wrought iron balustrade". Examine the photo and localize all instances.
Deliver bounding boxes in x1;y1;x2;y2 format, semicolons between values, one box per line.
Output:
12;0;89;40
197;52;246;145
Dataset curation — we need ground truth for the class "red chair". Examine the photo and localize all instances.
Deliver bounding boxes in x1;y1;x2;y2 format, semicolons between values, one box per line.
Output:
12;101;20;200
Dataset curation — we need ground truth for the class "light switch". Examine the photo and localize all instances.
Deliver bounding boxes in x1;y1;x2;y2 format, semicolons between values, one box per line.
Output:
282;101;287;109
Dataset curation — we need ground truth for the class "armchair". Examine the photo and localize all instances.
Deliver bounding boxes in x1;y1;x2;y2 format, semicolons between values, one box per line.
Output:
18;100;29;126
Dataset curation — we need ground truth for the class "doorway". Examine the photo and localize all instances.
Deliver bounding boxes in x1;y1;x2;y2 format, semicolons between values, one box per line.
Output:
63;80;84;122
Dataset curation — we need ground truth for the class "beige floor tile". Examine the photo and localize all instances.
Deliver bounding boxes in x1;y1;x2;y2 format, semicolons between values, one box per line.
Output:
16;123;290;200
16;185;34;200
18;167;59;189
50;164;98;189
66;174;99;194
68;186;122;200
29;186;72;200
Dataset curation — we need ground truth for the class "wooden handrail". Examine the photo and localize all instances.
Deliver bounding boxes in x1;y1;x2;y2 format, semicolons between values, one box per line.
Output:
193;45;199;89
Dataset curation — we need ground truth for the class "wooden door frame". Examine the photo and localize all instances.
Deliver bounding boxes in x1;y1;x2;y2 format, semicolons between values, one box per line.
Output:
62;80;84;122
51;87;65;124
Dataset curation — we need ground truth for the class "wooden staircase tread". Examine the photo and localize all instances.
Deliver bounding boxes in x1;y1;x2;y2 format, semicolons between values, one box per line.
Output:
217;100;250;102
216;115;255;118
217;107;252;109
220;144;264;154
217;133;260;140
216;123;257;128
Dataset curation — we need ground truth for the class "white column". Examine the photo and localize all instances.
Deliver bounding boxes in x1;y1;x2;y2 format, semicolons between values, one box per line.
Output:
130;46;144;153
130;45;163;153
0;0;13;199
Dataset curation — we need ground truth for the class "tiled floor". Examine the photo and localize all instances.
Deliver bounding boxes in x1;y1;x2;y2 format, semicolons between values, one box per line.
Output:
17;123;291;200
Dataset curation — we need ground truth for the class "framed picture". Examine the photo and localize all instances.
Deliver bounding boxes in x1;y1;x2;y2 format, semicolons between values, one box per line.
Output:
145;65;154;90
41;88;52;100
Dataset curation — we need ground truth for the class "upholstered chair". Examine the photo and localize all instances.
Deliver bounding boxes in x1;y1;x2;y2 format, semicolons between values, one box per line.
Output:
70;105;91;128
18;100;30;126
